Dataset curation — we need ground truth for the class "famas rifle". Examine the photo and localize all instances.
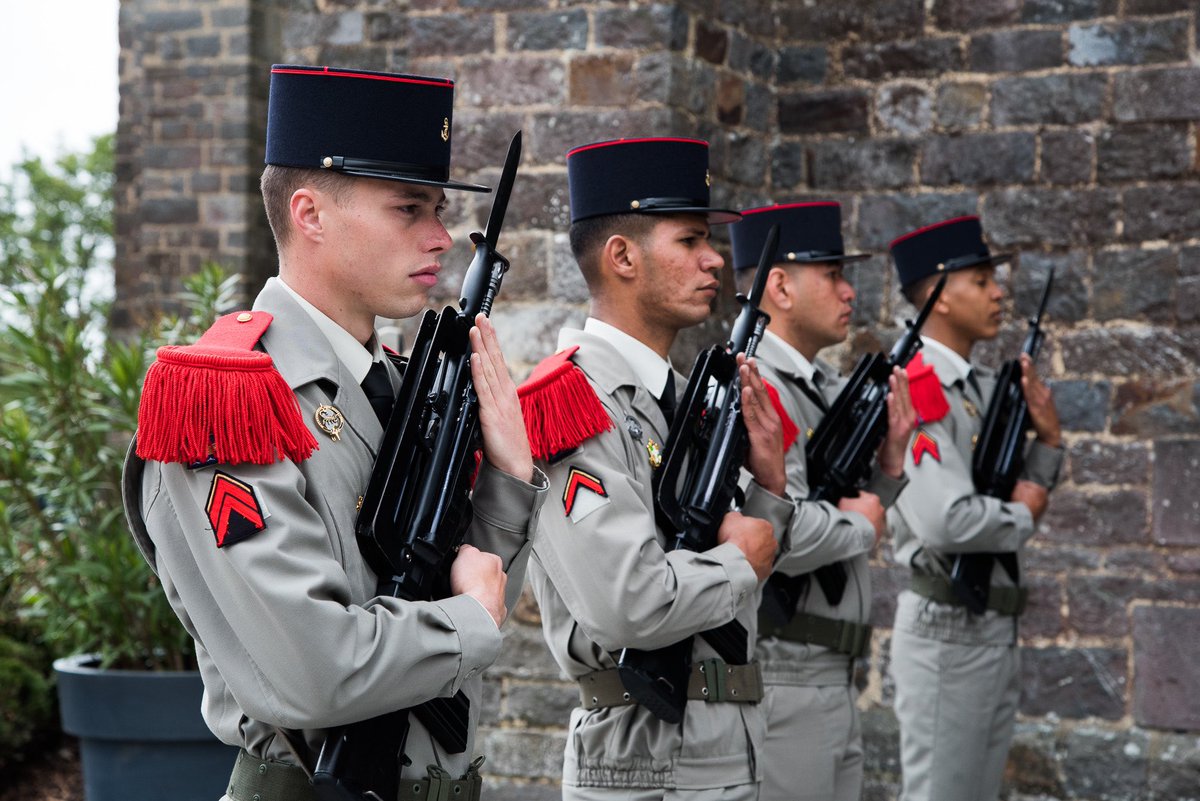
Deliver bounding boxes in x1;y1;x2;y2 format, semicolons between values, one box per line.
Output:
760;274;946;626
312;131;522;801
614;224;779;724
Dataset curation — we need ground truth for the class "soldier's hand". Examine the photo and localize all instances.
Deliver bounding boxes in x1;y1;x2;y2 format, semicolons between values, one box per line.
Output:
1020;353;1061;449
738;355;787;497
716;510;777;581
838;492;886;547
450;544;508;628
878;366;916;478
1011;479;1050;522
470;314;535;482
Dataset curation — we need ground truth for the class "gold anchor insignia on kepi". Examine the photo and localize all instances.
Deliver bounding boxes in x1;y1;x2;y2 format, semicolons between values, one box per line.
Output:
314;404;346;441
441;117;450;142
705;169;711;187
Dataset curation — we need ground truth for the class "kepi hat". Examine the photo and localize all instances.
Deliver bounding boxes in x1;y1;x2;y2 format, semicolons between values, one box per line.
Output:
266;64;488;193
729;201;869;272
889;215;1011;289
566;137;740;224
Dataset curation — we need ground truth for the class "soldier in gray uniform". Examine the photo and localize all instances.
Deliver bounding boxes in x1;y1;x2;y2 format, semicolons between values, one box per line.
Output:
885;216;1063;801
517;137;794;800
728;202;915;801
121;65;547;801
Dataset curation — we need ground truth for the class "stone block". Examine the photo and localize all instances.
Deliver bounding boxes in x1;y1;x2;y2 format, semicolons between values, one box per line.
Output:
1112;379;1200;436
143;196;199;224
508;9;588;51
845;255;890;326
1040;130;1093;186
992;73;1107;126
808;139;917;190
932;0;1022;30
1023;543;1103;573
921;133;1035;187
984;188;1119;247
777;45;827;84
1020;646;1127;720
549;232;588;305
770;141;806;190
1068;18;1189;66
476;727;567;779
1067;575;1200;636
493;304;586;375
444;110;525;174
725;132;767;187
1005;722;1064;796
1094;247;1177;322
595;4;687;50
1133;606;1200;730
860;706;902;780
968;28;1064;72
1124;184;1200;243
186;35;222;58
503;681;579;727
456;57;566;108
779;89;871;135
1021;574;1065;639
1114;67;1200;122
568;53;638;106
717;0;776;38
525;107;674;166
1097;123;1192;183
857;192;978;249
1068;440;1151;485
1041;487;1148;546
1048;379;1111;432
1126;0;1193;10
1022;0;1119;23
694;18;728;65
142;9;205;33
843;37;964;80
875;83;932;136
778;0;925;42
1105;547;1168;574
488;619;564;681
936;82;987;130
1147;732;1200;801
1153;440;1200;546
1062;726;1151;800
1013;250;1089;324
727;32;775;80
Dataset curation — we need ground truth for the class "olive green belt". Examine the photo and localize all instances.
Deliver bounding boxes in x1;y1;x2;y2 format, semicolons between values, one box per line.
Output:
579;659;764;709
228;748;485;801
911;572;1028;617
758;610;873;658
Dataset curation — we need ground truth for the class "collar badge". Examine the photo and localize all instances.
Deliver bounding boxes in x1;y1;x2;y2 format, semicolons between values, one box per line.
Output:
314;404;346;441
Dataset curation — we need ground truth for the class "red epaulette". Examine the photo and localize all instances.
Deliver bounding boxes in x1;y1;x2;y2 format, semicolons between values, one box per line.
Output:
135;311;318;466
762;379;801;453
905;352;950;425
517;346;613;460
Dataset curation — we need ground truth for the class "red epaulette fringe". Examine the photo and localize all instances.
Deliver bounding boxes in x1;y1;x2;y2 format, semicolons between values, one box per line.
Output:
762;379;801;453
135;311;318;466
905;352;950;425
517;346;612;460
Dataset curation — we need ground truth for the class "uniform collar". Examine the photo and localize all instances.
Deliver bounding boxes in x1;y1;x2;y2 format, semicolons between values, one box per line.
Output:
275;276;385;384
582;317;675;400
760;330;818;383
920;335;973;387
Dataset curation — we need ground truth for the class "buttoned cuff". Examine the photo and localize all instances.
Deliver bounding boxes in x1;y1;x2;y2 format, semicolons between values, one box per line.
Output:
471;459;549;532
437;593;504;690
1021;440;1064;490
866;469;908;508
741;480;796;545
706;541;761;611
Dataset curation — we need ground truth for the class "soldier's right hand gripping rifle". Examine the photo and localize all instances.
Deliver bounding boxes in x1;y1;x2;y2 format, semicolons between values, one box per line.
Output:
311;132;522;801
951;268;1056;615
614;224;779;725
759;274;947;628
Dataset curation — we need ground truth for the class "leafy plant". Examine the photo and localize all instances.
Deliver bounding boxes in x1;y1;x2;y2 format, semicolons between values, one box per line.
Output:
0;135;239;672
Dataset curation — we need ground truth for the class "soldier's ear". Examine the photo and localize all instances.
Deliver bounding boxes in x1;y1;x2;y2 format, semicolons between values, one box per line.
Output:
288;187;325;244
765;265;794;311
602;233;639;281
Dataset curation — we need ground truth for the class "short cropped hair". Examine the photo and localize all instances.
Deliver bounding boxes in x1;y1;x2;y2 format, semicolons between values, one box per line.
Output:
901;272;942;310
568;213;660;289
260;165;355;248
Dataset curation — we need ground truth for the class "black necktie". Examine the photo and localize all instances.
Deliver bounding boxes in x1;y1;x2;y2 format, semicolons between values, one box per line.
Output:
361;360;394;427
794;375;829;414
657;371;677;426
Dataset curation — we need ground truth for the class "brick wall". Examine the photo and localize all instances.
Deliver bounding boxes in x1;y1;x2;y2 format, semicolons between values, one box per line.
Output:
114;1;1200;798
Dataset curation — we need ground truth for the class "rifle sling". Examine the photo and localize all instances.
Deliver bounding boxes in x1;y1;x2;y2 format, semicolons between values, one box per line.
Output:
757;610;873;658
911;572;1027;617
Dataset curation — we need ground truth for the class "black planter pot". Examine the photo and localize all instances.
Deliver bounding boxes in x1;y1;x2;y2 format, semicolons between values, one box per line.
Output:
54;654;239;801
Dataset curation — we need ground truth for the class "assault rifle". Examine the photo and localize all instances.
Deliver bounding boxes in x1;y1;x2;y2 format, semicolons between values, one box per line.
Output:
615;224;779;724
759;274;946;627
952;269;1055;614
312;132;522;801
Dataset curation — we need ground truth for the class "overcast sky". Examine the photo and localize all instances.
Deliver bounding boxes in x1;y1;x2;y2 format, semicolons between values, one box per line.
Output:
0;0;119;172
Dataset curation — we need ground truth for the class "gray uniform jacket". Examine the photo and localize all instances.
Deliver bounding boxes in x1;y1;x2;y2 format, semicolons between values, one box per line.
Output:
526;328;796;790
753;334;906;683
888;343;1062;646
121;278;548;779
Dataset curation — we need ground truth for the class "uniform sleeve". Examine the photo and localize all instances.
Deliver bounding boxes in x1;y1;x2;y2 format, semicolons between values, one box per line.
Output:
467;459;549;612
1020;439;1064;490
142;459;502;731
894;420;1035;554
532;422;760;653
865;469;908;508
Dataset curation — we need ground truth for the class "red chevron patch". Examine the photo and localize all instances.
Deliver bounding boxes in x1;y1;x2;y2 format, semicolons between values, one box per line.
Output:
562;467;607;516
912;430;941;466
206;471;267;548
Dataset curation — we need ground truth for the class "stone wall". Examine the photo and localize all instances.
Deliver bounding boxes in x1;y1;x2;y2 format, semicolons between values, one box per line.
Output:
114;1;1200;798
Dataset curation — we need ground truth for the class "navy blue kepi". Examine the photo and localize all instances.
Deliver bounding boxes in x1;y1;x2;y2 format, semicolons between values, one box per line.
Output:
729;202;870;272
566;137;740;224
266;64;488;193
890;216;1011;290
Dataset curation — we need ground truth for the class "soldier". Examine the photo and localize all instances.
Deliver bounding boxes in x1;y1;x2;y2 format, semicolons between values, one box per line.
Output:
885;216;1063;801
121;65;547;801
728;202;915;801
518;137;793;800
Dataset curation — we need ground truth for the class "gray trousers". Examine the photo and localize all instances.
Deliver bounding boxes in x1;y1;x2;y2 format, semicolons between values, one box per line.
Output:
563;785;758;801
890;625;1021;801
760;683;863;801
